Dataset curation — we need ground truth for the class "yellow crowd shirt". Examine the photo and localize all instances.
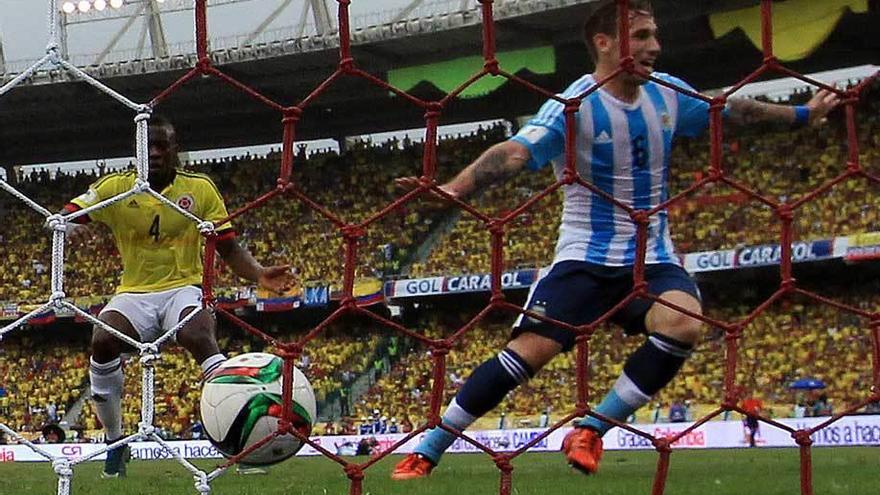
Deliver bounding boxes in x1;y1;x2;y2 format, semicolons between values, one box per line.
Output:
67;170;234;294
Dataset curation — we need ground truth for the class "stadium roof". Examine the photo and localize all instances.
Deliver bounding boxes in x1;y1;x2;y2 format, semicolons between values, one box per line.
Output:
0;0;877;167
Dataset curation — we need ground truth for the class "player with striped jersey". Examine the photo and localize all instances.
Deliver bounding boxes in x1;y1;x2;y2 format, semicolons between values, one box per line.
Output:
64;116;295;478
391;0;839;479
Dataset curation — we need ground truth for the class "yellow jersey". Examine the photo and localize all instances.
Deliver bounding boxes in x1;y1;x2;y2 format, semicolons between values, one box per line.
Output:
67;170;234;294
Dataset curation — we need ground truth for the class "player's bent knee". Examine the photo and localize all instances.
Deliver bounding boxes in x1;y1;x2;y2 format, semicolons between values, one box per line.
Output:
655;313;703;345
176;310;219;362
648;306;703;345
507;332;563;371
91;327;123;360
176;324;209;349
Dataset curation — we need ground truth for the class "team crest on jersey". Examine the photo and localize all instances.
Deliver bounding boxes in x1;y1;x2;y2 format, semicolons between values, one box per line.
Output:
176;194;195;211
661;113;673;130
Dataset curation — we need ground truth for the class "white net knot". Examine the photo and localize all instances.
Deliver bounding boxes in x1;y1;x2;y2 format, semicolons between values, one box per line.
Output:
134;111;152;122
52;458;73;477
141;343;160;357
198;221;216;235
138;423;156;437
194;474;211;494
46;214;67;232
46;45;62;67
50;291;66;307
134;179;150;193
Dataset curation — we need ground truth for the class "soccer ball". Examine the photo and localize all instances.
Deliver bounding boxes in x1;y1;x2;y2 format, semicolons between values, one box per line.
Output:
200;352;316;466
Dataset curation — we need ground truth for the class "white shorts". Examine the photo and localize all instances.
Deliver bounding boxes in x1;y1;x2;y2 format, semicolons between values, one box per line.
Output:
99;285;203;342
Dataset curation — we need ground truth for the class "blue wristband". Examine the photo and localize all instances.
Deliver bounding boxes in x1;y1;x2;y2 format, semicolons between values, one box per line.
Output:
794;106;810;126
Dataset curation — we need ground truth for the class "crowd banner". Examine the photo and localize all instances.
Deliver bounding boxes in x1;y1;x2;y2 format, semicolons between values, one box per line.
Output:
841;232;880;262
682;239;834;273
386;270;537;298
4;416;878;462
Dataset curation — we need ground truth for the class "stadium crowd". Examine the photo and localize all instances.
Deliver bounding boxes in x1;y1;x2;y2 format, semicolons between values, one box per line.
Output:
0;332;88;434
0;83;877;438
0;86;876;301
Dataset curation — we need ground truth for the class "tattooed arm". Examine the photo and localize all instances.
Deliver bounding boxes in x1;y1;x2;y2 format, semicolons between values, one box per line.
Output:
726;88;840;127
394;140;531;204
441;141;531;199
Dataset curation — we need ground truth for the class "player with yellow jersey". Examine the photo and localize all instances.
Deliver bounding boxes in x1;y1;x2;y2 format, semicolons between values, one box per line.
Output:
64;116;294;478
69;169;233;293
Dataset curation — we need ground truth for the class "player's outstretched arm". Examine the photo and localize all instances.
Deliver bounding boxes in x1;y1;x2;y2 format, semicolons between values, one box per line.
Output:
726;88;840;127
55;206;95;246
216;238;295;294
395;140;532;206
64;222;95;245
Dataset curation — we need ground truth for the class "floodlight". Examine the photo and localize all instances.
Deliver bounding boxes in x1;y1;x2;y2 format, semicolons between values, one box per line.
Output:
110;0;124;9
77;0;91;12
94;0;107;11
61;1;76;14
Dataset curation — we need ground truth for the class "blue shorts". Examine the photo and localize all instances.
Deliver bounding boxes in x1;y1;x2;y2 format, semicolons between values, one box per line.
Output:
512;261;701;351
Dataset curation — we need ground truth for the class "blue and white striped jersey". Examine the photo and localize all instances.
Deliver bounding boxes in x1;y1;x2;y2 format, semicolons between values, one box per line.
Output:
510;73;709;267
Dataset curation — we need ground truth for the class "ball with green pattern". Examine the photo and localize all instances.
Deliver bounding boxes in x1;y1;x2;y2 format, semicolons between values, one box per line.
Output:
200;352;316;465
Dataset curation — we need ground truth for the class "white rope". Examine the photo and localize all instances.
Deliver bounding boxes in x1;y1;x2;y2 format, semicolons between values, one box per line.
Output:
49;216;67;307
65;305;146;351
66;433;139;468
0;53;53;97
139;351;161;428
150;434;206;478
57;59;146;112
152;305;203;348
0;424;55;459
205;467;227;483
135;112;151;182
146;433;216;494
145;188;207;226
53;459;73;495
0;302;54;340
0;178;53;217
63;185;144;224
194;475;213;495
46;0;59;55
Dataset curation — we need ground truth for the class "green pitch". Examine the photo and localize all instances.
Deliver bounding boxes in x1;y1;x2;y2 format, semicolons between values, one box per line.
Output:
4;448;877;495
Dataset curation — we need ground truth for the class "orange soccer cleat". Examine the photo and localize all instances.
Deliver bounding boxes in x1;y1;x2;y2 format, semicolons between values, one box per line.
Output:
391;453;435;480
562;427;604;475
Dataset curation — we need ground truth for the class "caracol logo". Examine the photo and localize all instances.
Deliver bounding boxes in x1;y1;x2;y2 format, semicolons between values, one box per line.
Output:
61;445;82;458
0;449;14;462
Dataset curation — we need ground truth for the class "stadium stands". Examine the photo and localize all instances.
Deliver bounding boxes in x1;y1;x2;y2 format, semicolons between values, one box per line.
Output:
0;334;88;433
0;87;876;301
0;84;877;437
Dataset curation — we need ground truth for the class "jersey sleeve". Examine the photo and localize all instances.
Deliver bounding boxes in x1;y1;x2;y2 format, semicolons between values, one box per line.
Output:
509;99;567;171
65;174;122;224
197;177;235;239
658;74;711;138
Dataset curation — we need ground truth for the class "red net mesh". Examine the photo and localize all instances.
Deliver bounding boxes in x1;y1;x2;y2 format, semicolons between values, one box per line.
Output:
144;1;880;494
